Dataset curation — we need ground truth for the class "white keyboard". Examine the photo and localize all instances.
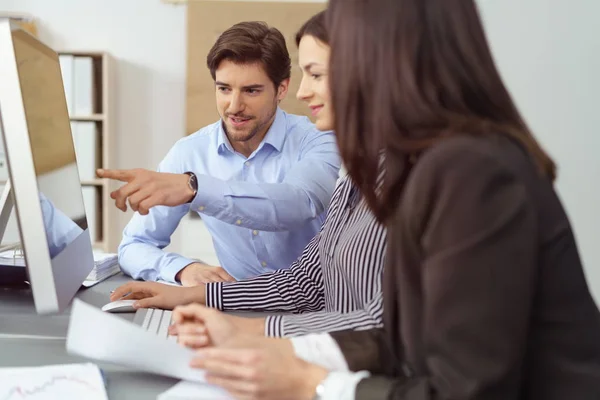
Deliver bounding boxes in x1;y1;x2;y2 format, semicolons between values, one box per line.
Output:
132;308;177;342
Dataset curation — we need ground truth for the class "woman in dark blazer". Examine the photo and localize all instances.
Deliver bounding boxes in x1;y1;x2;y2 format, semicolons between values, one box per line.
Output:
322;0;600;398
173;0;600;398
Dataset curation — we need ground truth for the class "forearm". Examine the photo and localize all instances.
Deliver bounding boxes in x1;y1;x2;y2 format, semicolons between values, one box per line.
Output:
118;204;191;282
329;328;389;374
191;176;328;231
274;292;384;337
206;233;324;312
118;241;195;282
205;268;324;313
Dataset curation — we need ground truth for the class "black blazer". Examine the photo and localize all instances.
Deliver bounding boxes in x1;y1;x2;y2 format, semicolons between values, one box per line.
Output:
331;134;600;399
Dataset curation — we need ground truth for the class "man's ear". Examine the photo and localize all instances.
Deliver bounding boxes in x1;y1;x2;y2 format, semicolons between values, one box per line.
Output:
277;78;290;102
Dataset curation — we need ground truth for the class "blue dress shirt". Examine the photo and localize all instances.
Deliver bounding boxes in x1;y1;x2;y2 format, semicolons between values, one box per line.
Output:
118;108;340;282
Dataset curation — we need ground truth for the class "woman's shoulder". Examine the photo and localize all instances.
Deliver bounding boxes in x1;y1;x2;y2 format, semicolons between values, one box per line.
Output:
415;133;523;176
405;134;526;197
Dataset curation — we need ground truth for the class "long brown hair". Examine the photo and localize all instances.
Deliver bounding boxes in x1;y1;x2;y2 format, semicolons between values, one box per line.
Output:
207;21;291;88
327;0;556;223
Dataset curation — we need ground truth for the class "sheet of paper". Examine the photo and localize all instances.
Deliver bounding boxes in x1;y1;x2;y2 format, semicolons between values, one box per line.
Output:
66;299;205;382
157;381;233;400
0;362;108;400
82;267;120;287
0;249;25;267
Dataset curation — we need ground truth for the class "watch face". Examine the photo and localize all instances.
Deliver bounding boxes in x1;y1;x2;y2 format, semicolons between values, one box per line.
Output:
190;174;198;191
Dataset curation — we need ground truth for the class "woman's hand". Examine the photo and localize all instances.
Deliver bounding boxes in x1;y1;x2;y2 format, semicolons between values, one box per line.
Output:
109;282;203;310
170;304;266;348
192;339;329;400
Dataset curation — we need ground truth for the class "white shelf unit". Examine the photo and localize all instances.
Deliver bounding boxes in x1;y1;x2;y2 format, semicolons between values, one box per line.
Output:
58;51;117;252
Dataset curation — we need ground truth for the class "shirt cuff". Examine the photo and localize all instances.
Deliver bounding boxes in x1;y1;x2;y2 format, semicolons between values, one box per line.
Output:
205;282;223;310
291;334;350;371
159;256;197;283
264;315;283;337
320;371;371;400
189;174;230;216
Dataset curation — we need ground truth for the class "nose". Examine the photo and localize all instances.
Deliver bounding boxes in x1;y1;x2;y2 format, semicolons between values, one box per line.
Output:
296;76;312;101
227;92;244;115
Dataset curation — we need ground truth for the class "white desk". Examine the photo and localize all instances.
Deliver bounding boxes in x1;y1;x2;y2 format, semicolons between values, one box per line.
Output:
0;273;185;399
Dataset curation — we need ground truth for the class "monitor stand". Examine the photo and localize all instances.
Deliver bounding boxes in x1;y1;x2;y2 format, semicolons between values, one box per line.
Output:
0;181;28;288
0;183;68;338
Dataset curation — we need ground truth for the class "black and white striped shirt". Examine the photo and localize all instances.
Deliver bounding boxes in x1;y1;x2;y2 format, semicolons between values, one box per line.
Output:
205;175;387;337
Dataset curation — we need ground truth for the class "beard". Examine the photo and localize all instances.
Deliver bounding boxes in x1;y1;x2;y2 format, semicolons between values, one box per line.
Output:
223;104;277;144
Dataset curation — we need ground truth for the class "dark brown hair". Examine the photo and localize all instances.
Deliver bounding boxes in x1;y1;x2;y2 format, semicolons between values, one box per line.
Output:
327;0;556;223
207;21;291;88
295;11;328;47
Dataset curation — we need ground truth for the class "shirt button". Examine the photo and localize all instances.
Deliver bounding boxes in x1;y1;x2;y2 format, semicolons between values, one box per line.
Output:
236;219;242;225
252;230;258;236
198;206;205;211
244;161;251;167
261;261;267;267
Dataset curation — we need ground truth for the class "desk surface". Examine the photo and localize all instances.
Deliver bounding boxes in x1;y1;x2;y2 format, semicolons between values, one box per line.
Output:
0;273;182;399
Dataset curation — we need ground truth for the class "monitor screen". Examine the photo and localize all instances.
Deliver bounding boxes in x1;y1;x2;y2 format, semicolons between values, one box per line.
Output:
12;29;88;259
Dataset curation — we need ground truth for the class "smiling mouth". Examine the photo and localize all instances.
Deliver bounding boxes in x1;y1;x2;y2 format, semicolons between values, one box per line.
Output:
310;105;323;116
228;116;252;127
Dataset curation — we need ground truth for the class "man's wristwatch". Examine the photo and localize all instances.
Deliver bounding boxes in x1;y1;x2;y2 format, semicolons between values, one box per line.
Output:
183;171;198;203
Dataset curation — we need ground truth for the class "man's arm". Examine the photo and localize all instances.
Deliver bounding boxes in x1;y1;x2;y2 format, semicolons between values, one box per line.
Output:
118;144;197;283
190;130;340;231
100;130;339;230
118;203;195;282
205;229;325;312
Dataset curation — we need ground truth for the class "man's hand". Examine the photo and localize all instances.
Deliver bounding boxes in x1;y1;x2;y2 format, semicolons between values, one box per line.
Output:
109;281;205;310
96;168;195;215
170;304;266;348
176;263;236;287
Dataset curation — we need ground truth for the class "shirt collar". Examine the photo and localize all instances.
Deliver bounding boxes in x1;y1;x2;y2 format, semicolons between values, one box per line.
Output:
217;107;287;155
261;107;286;153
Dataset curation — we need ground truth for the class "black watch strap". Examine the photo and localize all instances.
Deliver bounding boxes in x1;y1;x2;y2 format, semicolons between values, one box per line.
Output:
184;171;198;203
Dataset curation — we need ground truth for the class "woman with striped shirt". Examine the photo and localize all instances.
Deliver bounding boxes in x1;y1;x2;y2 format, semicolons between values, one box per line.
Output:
110;11;387;338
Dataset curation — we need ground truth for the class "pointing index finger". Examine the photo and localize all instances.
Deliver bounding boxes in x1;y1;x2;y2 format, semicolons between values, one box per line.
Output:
97;168;134;182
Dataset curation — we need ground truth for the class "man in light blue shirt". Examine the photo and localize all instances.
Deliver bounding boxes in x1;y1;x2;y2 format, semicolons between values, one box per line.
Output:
97;22;340;286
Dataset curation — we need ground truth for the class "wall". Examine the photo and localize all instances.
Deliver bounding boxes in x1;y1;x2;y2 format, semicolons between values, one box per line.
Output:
478;0;600;301
0;0;598;299
0;0;188;255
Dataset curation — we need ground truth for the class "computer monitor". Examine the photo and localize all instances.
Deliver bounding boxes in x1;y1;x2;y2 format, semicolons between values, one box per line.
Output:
0;19;94;314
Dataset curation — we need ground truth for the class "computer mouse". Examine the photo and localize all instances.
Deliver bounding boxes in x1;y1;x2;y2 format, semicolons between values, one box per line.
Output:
101;299;137;313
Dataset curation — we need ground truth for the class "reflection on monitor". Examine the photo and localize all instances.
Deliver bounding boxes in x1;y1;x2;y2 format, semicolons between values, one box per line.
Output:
0;19;94;314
